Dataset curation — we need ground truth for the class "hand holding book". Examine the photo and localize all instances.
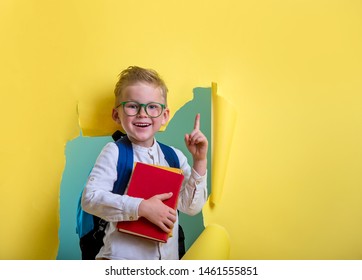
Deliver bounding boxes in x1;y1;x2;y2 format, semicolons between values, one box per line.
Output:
117;162;184;242
138;192;177;234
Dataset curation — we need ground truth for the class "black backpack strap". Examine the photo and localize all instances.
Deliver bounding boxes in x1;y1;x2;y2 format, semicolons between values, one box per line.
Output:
112;130;126;141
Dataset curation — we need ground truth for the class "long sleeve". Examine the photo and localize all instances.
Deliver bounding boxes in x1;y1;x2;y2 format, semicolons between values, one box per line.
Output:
173;148;208;216
81;142;143;222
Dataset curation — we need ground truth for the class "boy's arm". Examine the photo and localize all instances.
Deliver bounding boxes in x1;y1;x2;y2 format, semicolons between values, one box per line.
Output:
81;142;143;222
174;113;208;215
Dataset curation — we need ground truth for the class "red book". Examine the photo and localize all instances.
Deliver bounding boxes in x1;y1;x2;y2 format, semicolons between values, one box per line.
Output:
117;162;184;242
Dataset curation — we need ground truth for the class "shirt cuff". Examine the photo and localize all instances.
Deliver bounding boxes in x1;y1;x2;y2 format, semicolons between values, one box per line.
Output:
106;195;143;222
190;168;207;188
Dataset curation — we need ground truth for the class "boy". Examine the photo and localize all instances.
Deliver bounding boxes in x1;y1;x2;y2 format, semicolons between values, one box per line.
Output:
81;66;208;260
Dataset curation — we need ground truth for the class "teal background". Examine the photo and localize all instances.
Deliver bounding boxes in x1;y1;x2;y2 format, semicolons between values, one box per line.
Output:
57;87;211;259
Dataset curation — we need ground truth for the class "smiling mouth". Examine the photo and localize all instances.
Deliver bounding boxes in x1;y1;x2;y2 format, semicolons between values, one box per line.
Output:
133;123;151;128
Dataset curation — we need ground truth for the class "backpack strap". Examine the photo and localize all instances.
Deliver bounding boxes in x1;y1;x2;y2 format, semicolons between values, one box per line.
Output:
113;136;133;195
111;130;180;170
158;141;180;168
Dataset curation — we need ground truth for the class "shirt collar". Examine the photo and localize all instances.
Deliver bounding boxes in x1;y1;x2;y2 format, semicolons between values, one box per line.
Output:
131;138;157;154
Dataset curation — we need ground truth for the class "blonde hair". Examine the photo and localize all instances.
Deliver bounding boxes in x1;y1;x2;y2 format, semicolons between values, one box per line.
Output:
114;66;168;107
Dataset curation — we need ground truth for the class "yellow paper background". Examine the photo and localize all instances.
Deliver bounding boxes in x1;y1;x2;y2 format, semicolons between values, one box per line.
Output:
0;0;361;259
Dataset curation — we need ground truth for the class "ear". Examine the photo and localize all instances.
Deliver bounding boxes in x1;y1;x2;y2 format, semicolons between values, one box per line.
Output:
161;107;170;126
112;108;122;125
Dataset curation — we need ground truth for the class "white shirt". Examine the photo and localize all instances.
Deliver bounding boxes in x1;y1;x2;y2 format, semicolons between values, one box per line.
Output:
81;139;207;260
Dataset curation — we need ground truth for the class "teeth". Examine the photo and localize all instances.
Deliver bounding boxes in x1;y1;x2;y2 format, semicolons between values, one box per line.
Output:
134;123;150;127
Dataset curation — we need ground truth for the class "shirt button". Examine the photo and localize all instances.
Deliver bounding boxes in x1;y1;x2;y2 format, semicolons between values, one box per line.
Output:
129;216;134;221
195;180;201;185
89;177;94;181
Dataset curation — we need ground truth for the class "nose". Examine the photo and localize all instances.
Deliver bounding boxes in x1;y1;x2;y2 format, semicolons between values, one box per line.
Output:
137;105;148;117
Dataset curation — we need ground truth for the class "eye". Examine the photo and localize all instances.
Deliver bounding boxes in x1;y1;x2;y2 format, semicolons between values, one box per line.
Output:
147;103;161;110
125;102;139;110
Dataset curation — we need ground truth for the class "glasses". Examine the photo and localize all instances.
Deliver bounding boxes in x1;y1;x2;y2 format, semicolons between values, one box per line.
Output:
116;101;166;118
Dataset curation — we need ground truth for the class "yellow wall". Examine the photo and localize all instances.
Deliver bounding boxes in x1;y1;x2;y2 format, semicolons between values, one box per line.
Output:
1;0;361;259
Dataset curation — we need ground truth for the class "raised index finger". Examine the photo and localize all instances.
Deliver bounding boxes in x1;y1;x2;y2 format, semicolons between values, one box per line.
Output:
194;113;200;130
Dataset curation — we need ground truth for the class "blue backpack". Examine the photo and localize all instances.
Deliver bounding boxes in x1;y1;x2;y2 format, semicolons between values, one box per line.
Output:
76;131;185;259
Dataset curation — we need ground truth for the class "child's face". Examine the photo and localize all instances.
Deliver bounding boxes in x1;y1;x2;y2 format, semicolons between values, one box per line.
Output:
112;82;169;147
